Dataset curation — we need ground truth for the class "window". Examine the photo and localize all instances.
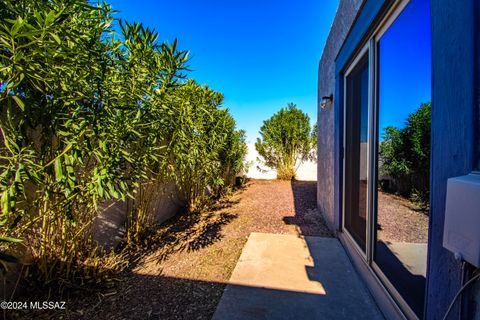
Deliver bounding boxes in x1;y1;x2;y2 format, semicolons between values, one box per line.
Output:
342;0;431;318
344;51;369;253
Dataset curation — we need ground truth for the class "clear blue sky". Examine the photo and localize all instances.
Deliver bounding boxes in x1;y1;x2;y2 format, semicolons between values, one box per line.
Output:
109;0;340;143
378;0;431;135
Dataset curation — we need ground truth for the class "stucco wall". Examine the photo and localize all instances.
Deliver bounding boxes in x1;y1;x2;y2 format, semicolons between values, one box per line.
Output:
476;0;480;172
471;0;479;317
92;182;184;250
318;0;480;318
317;0;363;230
426;1;477;318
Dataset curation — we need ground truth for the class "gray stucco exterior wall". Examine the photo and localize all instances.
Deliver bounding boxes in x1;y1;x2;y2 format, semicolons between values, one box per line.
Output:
475;0;480;314
317;0;480;318
426;1;477;319
317;0;363;231
476;0;480;173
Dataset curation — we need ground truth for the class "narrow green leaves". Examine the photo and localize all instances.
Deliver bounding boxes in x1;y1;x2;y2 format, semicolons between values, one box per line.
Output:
11;95;25;111
0;0;243;280
54;157;63;182
49;32;61;44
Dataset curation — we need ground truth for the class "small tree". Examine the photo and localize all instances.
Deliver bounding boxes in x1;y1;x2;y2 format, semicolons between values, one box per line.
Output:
255;103;315;180
379;102;431;206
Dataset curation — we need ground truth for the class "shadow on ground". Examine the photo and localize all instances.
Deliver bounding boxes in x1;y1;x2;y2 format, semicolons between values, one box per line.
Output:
282;180;333;237
375;241;426;318
10;186;248;320
10;272;376;320
9;274;224;319
12;180;342;320
212;234;383;320
125;192;243;266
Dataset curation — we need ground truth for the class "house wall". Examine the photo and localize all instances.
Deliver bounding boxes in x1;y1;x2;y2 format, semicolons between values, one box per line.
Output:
477;0;480;174
468;0;480;318
427;1;477;319
318;0;480;319
317;0;363;230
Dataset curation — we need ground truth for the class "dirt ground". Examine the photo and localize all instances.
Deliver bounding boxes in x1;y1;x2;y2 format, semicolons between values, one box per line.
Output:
377;191;429;243
14;179;332;320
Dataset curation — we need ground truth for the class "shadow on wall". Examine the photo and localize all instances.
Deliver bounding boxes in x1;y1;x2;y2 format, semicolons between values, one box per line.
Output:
91;181;186;251
18;181;377;320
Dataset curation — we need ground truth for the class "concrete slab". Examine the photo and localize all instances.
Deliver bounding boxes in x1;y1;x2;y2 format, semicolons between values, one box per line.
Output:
384;241;428;277
375;241;427;316
213;233;383;320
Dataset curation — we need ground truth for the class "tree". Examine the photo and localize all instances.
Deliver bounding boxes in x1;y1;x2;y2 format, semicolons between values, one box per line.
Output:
312;122;318;147
379;102;431;206
255;103;315;180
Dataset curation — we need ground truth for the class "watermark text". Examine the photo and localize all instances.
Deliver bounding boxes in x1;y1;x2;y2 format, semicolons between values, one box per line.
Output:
1;301;66;310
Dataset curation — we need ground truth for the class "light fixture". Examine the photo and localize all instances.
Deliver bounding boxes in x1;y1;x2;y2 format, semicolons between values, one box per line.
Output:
320;94;333;110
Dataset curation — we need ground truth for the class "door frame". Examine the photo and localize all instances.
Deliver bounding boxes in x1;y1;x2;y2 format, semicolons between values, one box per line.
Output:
342;42;370;261
340;0;425;319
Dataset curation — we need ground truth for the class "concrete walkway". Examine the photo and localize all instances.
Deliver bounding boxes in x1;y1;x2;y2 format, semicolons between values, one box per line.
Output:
213;233;383;320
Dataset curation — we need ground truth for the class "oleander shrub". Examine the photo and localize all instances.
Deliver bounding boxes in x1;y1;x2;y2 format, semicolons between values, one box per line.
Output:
160;80;247;211
0;0;245;283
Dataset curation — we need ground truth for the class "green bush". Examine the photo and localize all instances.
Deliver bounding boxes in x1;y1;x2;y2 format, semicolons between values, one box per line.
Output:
255;103;315;180
160;80;247;211
379;102;431;206
0;0;245;281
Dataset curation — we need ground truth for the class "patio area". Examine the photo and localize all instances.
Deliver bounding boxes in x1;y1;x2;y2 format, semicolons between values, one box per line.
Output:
213;232;383;320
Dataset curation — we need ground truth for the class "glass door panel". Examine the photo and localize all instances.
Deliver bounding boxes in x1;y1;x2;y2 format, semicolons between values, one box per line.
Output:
374;0;431;318
344;53;369;253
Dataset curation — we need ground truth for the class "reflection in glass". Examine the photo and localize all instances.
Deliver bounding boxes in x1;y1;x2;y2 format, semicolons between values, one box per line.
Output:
344;53;369;252
374;0;431;318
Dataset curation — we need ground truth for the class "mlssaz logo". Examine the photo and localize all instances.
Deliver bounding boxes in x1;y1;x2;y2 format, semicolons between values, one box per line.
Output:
29;301;66;310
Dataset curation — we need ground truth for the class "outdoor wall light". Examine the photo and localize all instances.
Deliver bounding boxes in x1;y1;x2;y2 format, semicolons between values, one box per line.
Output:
320;94;333;110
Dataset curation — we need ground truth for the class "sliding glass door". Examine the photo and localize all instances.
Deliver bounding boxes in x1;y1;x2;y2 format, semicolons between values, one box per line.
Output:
373;0;431;318
344;51;369;253
342;0;431;318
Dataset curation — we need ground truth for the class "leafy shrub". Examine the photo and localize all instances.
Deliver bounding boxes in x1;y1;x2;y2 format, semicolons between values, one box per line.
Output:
379;102;431;206
160;80;247;211
0;0;245;282
255;103;315;180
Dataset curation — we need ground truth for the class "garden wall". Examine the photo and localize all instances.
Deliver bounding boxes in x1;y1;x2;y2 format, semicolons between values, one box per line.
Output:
244;143;317;181
91;182;185;250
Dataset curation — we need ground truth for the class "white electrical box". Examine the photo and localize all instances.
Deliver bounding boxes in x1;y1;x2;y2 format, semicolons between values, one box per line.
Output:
443;173;480;267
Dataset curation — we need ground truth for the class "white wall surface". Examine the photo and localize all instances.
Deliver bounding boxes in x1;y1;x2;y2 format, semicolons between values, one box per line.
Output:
244;143;317;181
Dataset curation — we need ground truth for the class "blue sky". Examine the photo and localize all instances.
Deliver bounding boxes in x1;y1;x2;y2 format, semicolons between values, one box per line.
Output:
378;0;431;134
109;0;340;143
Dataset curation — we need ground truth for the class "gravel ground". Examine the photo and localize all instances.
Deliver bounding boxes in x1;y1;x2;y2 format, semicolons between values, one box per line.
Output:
377;191;429;243
16;179;332;320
